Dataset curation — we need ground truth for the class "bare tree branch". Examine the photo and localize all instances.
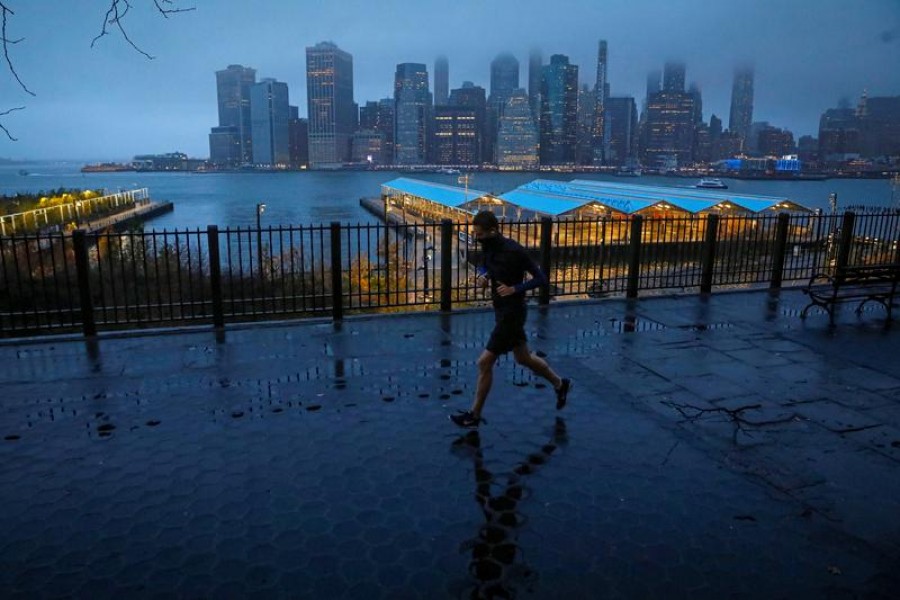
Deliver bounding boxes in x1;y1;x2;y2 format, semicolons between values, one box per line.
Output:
92;0;195;59
92;0;154;59
1;1;193;141
0;106;25;141
1;1;35;96
153;0;195;17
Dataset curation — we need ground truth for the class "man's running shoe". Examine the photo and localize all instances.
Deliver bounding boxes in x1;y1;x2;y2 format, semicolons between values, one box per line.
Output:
449;410;483;428
555;378;571;410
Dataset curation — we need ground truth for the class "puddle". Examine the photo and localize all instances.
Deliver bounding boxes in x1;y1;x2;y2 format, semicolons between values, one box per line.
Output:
608;317;667;334
676;323;735;332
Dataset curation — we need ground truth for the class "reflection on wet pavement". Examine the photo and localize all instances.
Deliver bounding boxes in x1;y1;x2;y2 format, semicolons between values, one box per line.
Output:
452;419;567;598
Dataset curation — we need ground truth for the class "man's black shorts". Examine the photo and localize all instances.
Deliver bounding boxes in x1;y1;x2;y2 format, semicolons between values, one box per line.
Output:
486;305;527;355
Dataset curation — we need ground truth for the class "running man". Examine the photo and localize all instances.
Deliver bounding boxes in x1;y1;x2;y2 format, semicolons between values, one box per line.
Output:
450;211;571;428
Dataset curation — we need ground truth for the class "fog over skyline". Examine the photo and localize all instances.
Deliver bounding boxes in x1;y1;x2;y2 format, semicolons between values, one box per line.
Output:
2;0;899;161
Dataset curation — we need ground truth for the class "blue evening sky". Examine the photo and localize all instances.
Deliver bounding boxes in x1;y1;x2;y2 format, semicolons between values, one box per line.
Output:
1;0;898;161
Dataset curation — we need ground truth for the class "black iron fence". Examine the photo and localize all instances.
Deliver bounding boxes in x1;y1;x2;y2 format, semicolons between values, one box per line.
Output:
1;211;898;338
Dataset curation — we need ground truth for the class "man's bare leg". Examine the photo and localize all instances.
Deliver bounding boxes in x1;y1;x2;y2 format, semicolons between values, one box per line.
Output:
512;344;562;389
471;350;498;418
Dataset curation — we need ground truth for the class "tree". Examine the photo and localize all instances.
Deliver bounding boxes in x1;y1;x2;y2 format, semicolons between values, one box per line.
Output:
0;0;193;140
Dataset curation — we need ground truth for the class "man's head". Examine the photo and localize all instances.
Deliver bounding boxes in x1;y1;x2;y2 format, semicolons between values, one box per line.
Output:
472;210;500;242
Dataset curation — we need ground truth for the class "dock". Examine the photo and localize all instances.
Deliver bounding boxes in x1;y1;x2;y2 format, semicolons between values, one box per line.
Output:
359;196;430;239
81;201;174;233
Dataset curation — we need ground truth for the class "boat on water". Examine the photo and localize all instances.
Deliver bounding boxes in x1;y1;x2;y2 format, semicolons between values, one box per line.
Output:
614;167;642;177
18;169;28;176
438;168;461;175
695;177;728;189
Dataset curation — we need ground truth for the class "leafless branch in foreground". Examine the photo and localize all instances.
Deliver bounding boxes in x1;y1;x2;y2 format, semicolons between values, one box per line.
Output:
0;106;25;141
91;0;195;59
2;0;193;141
153;0;195;17
1;1;35;96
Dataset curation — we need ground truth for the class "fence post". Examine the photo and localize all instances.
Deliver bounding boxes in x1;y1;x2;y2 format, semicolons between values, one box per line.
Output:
330;222;343;321
835;211;856;276
72;229;96;337
626;215;643;299
207;225;225;328
769;213;791;290
539;216;552;305
700;213;719;294
440;219;453;312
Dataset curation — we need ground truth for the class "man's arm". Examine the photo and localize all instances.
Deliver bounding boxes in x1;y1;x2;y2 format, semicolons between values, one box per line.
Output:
514;259;548;294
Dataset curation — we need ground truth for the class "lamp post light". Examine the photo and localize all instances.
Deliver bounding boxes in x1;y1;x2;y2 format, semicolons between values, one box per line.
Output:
422;245;435;300
891;173;900;211
256;203;266;279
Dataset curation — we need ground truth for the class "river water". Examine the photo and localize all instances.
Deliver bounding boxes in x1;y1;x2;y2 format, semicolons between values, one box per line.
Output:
1;162;896;230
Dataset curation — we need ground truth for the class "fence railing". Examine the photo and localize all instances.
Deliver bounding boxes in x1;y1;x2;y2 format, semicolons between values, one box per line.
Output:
1;211;898;338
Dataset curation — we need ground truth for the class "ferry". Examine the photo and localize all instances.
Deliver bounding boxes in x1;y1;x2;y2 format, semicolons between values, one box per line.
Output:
695;177;728;189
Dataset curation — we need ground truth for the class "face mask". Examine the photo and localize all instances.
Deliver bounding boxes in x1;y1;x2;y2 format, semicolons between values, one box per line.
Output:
479;234;502;250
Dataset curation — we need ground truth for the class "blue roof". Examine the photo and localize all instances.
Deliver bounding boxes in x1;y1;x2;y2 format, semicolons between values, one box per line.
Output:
497;189;590;216
511;180;663;214
382;177;811;217
381;177;488;209
569;179;809;213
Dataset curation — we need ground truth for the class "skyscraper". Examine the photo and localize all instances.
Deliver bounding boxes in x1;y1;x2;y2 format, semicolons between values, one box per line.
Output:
250;78;290;167
576;84;595;165
306;42;355;169
688;82;703;124
434;56;449;106
642;89;696;169
376;98;395;164
860;95;900;158
729;66;754;142
540;54;579;165
818;107;860;161
592;40;608;164
528;48;542;121
663;61;686;93
288;108;309;169
449;82;487;164
487;53;520;163
394;63;431;164
646;70;661;101
496;89;539;169
757;126;795;157
605;96;637;166
431;106;479;165
490;53;520;102
211;64;256;166
359;101;379;131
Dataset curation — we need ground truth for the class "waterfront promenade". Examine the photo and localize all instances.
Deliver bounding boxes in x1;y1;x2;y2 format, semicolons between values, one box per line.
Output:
1;289;898;598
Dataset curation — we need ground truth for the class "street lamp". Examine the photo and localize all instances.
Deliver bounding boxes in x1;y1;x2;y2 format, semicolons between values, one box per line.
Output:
891;173;900;211
256;203;266;279
422;245;435;300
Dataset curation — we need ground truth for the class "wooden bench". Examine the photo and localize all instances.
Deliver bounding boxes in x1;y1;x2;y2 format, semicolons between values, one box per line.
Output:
801;264;900;325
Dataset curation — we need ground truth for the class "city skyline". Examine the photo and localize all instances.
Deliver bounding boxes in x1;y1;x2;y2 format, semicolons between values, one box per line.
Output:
2;0;899;160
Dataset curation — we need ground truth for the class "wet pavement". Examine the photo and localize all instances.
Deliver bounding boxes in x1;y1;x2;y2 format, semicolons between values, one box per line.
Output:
1;290;899;599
